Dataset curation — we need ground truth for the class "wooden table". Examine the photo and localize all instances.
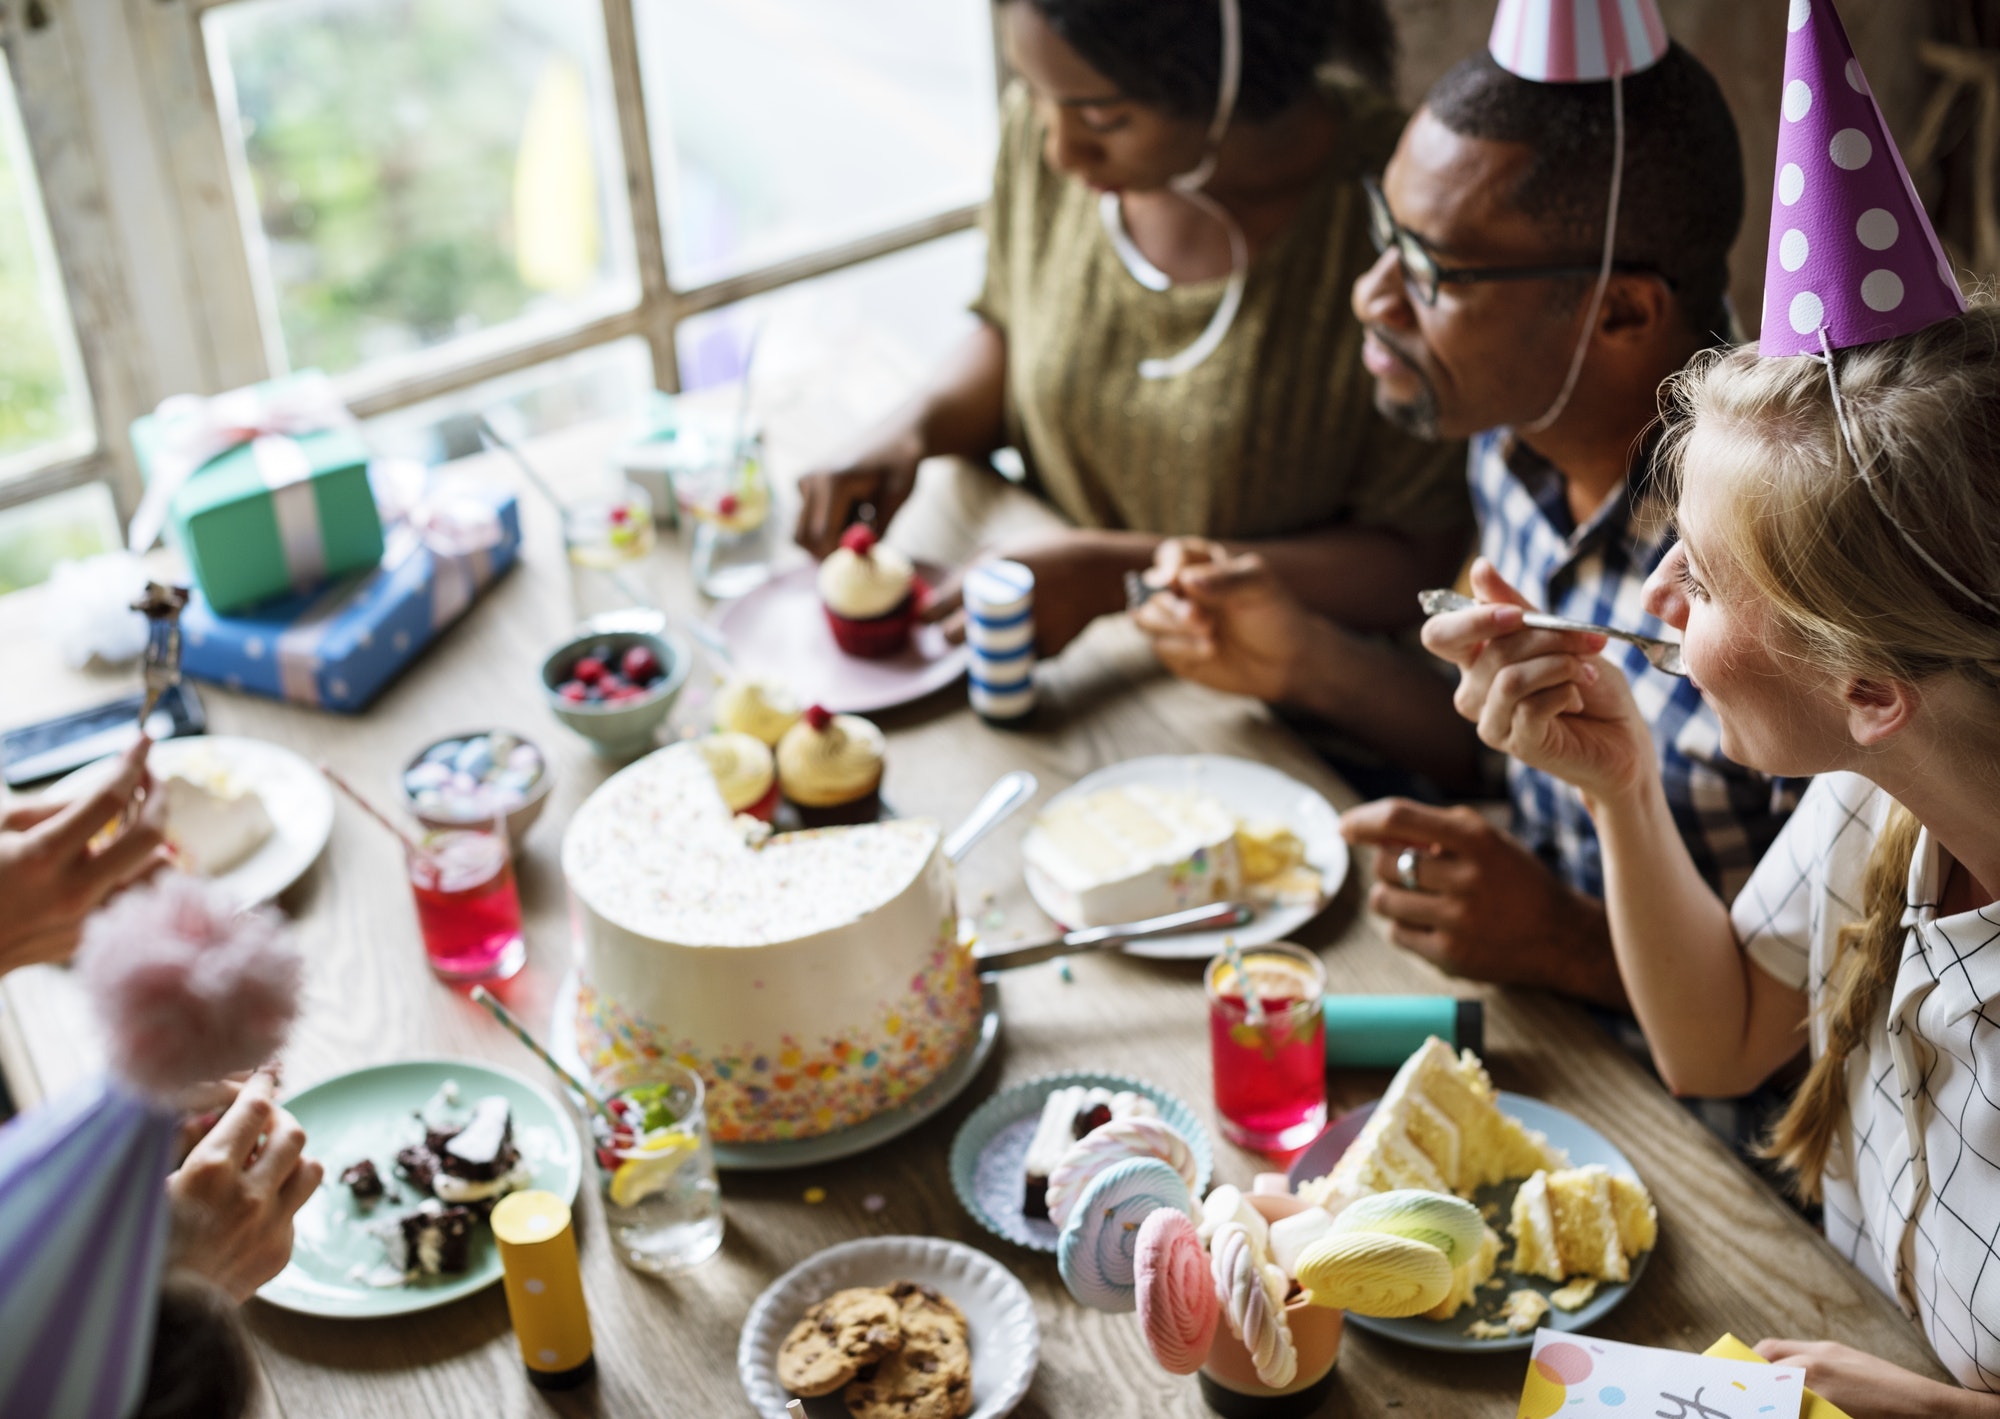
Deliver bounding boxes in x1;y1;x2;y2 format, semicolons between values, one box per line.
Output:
0;416;1949;1416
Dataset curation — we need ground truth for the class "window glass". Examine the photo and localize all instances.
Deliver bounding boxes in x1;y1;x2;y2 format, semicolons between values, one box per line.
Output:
638;0;996;288
204;0;637;379
0;483;119;594
0;56;93;473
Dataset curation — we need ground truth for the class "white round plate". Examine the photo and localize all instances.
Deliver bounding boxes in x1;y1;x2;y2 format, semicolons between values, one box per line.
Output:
1025;754;1347;958
550;970;1002;1171
711;561;968;714
257;1058;583;1318
51;734;334;907
739;1235;1039;1419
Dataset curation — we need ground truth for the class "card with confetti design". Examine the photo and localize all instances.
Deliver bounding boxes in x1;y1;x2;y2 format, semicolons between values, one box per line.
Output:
1519;1330;1806;1419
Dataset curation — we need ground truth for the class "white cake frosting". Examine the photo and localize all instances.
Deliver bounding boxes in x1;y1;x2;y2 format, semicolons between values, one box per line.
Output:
160;756;274;877
563;744;981;1144
1022;785;1241;927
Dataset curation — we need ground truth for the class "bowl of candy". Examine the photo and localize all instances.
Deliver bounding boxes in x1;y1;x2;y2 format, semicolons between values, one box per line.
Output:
540;623;690;758
398;730;554;846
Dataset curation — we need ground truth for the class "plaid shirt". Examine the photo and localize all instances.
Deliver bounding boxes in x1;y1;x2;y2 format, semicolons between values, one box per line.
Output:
1737;773;2000;1391
1469;429;1804;902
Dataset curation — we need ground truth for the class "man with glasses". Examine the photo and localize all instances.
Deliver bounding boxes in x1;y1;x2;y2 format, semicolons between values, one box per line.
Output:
1136;45;1803;1058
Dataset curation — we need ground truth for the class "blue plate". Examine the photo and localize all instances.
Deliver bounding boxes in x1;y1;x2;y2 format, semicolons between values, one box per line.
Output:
949;1071;1213;1253
1285;1092;1651;1353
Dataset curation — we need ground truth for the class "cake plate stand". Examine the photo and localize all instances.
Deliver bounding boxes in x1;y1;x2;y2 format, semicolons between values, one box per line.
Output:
550;971;1001;1171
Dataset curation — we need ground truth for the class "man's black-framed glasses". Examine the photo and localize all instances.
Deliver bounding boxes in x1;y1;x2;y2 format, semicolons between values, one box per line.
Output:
1363;176;1650;307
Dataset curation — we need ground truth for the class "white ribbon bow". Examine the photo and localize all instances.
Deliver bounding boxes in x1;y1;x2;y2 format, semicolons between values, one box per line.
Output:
127;371;357;554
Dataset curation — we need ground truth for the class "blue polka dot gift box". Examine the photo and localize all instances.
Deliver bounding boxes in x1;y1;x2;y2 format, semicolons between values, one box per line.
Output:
178;485;519;712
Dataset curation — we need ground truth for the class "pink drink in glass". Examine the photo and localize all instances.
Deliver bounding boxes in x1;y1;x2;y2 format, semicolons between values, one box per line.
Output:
1206;944;1327;1154
407;826;525;982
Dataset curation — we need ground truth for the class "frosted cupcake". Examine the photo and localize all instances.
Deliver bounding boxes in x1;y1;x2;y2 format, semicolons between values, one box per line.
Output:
775;705;885;825
695;731;780;822
817;524;920;658
712;674;801;747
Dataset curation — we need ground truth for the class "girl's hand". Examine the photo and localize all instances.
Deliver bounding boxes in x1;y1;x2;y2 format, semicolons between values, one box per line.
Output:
167;1070;323;1302
1420;559;1655;802
1755;1339;2000;1418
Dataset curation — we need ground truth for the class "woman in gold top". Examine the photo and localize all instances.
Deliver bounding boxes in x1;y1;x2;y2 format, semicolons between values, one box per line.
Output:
795;0;1470;655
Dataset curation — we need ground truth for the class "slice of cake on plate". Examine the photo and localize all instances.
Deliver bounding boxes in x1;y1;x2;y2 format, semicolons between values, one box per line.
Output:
1509;1164;1657;1283
1023;785;1241;928
158;750;274;877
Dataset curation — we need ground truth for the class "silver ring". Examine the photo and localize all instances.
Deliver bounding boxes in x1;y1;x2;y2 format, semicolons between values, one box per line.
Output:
1395;846;1423;892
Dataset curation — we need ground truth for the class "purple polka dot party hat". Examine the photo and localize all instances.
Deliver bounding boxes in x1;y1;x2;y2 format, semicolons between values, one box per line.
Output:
1760;0;1966;356
1488;0;1668;84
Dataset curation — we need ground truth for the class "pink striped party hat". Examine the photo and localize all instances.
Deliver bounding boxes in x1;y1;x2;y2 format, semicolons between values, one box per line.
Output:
1488;0;1668;83
1760;0;1965;355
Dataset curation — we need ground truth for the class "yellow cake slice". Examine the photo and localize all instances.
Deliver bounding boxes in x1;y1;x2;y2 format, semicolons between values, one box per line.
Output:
1507;1165;1656;1284
1422;1225;1501;1321
1298;1037;1567;1212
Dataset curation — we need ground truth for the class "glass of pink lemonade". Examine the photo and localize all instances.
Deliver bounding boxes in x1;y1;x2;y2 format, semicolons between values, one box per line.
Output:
406;819;525;982
1205;943;1327;1154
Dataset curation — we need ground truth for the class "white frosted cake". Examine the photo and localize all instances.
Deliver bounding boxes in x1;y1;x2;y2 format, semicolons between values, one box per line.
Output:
1022;785;1241;927
159;754;273;877
563;744;981;1144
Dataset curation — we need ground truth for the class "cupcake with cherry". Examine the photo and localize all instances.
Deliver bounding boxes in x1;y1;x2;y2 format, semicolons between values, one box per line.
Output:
818;523;922;658
712;673;802;747
696;731;780;823
776;704;886;826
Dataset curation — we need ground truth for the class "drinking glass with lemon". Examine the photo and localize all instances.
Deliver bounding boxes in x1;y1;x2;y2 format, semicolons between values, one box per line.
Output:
590;1060;723;1274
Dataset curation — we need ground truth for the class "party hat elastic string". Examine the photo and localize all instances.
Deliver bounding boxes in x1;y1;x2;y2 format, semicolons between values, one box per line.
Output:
1522;68;1624;435
1815;326;2000;616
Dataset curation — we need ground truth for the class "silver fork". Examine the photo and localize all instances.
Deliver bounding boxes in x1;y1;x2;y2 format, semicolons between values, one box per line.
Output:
1418;588;1686;677
132;583;191;726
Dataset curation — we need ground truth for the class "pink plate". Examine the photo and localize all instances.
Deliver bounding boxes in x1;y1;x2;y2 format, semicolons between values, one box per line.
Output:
711;562;968;714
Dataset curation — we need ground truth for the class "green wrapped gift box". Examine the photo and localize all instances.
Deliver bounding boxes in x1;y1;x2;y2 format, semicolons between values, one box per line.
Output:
130;374;385;615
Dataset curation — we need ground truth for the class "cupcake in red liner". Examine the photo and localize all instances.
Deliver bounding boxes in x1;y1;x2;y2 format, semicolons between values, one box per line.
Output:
695;731;780;823
776;705;885;826
818;524;923;658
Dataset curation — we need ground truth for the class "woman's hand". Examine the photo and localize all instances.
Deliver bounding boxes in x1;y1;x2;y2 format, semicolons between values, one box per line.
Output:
0;736;170;975
1132;538;1319;704
794;430;925;560
1422;559;1654;803
168;1070;323;1302
1755;1339;2000;1418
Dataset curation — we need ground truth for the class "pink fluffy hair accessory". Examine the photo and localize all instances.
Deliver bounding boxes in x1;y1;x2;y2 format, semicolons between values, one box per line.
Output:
74;874;302;1100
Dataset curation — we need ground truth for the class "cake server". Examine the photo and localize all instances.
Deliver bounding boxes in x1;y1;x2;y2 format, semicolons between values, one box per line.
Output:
973;900;1256;973
1417;587;1685;676
132;582;190;727
943;770;1038;863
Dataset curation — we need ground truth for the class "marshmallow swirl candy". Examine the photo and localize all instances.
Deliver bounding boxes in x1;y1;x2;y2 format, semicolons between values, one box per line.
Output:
1046;1116;1200;1229
1329;1189;1484;1267
1210;1221;1297;1389
1135;1209;1219;1374
1057;1157;1195;1313
1295;1231;1453;1318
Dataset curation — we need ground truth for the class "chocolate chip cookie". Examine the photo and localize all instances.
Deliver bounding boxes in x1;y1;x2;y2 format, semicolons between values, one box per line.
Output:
842;1330;973;1419
883;1281;969;1346
777;1287;904;1398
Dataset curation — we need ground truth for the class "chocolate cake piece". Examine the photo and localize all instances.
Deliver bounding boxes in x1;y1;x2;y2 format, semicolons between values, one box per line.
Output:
440;1096;516;1182
340;1159;385;1203
394;1201;476;1276
395;1143;441;1193
1020;1086;1159;1220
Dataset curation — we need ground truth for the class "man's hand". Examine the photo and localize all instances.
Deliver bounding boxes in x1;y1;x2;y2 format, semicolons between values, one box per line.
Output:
0;735;170;974
168;1070;323;1303
1340;798;1626;1008
928;532;1141;658
794;430;925;560
1132;538;1322;703
1755;1340;2000;1418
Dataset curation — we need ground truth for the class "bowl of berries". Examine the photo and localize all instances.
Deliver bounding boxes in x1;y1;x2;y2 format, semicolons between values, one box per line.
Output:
541;623;691;757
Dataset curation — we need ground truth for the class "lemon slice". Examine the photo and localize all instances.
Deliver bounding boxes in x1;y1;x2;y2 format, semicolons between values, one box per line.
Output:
607;1128;697;1208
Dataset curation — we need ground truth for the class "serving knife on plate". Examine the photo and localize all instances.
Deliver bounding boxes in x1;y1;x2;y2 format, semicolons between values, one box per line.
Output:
972;900;1256;974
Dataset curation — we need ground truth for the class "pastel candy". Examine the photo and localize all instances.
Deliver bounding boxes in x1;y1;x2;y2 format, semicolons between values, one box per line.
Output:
1267;1205;1336;1280
1058;1157;1195;1313
1295;1231;1454;1318
1134;1208;1218;1374
1329;1189;1485;1268
1046;1117;1199;1229
1211;1221;1297;1389
1196;1184;1269;1255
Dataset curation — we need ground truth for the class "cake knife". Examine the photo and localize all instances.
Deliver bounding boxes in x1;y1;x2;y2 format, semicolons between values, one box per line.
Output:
972;900;1256;973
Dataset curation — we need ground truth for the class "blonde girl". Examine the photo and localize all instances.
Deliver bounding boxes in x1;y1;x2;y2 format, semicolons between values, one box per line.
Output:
1424;305;2000;1417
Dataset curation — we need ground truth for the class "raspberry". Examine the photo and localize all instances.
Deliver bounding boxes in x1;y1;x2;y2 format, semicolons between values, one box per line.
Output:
717;493;740;517
839;523;877;556
558;681;588;703
803;704;834;732
621;646;661;683
572;656;607;685
609;504;630;525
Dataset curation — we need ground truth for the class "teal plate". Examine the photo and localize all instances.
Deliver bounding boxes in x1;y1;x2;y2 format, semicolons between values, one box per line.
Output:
949;1072;1213;1253
1284;1092;1650;1353
257;1058;583;1318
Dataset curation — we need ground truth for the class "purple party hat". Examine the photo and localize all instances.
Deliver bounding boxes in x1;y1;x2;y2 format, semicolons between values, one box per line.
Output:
1760;0;1966;356
1489;0;1669;84
0;876;300;1419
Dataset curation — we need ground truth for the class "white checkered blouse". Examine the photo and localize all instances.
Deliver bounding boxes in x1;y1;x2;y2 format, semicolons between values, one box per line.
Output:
1471;430;1804;900
1734;772;2000;1390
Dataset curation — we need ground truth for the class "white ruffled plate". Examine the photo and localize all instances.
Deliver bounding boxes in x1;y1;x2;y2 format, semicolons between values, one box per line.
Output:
738;1235;1039;1419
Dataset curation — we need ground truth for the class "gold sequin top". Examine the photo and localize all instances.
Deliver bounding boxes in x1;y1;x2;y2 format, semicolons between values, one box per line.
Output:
974;80;1469;541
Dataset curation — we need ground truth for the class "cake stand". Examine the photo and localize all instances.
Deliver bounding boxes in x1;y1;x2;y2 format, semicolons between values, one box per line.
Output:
550;971;1001;1171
